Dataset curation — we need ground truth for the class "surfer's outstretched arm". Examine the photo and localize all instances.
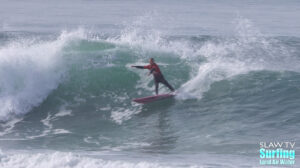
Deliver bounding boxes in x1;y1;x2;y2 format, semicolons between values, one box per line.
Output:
131;65;153;69
131;66;145;69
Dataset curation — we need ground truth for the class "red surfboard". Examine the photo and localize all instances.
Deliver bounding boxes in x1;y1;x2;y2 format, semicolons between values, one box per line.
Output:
133;93;175;104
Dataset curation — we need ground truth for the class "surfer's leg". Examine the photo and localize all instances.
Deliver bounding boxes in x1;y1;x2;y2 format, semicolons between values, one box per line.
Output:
155;81;159;95
161;78;175;92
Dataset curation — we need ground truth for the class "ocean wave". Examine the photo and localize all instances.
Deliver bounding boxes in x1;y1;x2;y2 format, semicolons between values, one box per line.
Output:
0;17;300;146
0;29;88;121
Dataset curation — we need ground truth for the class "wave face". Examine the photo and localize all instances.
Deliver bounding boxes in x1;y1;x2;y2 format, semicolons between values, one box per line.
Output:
1;18;300;167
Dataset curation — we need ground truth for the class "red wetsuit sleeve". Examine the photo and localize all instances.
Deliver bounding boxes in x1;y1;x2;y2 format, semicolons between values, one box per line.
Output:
143;64;162;75
143;65;152;69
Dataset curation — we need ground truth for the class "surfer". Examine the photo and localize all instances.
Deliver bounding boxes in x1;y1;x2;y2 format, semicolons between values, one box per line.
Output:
132;58;175;95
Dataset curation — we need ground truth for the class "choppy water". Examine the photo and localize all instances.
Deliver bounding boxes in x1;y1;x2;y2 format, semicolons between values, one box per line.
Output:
1;0;300;167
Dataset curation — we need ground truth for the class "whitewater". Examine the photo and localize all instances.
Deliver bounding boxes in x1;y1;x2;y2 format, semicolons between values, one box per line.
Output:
0;0;300;167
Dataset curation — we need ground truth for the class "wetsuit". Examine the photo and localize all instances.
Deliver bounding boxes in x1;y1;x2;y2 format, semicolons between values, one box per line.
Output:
133;63;175;94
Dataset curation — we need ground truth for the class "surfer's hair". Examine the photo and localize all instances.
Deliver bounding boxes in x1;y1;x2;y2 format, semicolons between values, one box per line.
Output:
150;58;154;62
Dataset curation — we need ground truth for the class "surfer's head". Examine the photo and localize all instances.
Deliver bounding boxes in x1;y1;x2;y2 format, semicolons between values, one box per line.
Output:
149;58;155;65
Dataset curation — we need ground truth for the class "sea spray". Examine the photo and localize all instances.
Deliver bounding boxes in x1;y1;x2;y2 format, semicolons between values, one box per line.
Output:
178;18;300;99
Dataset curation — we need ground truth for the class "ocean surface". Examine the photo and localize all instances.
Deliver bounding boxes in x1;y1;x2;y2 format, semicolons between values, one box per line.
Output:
0;0;300;167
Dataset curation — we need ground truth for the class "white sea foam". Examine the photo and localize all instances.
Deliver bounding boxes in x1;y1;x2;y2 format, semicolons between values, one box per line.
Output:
55;109;73;117
0;151;190;168
111;104;142;125
53;129;71;134
104;91;143;124
0;117;23;136
28;111;72;139
0;149;260;168
28;113;53;139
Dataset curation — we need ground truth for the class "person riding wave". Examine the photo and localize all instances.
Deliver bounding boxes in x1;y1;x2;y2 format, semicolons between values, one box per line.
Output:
132;58;175;95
